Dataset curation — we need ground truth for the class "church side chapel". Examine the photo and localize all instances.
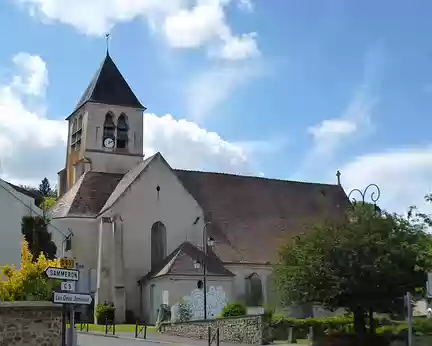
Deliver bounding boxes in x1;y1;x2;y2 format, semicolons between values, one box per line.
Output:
51;51;350;324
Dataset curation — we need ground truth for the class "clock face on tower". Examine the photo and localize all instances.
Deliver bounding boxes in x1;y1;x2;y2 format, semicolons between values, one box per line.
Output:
103;137;115;149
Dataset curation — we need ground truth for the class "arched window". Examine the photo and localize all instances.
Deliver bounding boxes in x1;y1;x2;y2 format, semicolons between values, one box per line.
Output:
103;112;116;146
116;113;129;149
151;221;167;270
245;273;263;306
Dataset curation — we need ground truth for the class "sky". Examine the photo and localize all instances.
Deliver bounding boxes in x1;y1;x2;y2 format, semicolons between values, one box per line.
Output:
0;0;431;215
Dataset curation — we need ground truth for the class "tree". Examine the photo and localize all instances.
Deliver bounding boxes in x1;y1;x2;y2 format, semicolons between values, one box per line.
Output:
40;197;57;214
21;216;57;261
274;203;432;335
38;177;52;197
0;241;60;301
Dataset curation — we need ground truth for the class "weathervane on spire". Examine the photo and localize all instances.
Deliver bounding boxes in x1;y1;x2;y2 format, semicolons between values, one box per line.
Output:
105;33;111;55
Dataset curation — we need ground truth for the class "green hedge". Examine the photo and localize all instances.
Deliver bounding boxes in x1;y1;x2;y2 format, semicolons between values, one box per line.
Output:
270;315;432;341
270;315;355;340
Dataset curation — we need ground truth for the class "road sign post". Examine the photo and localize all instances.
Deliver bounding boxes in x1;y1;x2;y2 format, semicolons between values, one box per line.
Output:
45;267;79;281
46;258;89;346
427;273;432;298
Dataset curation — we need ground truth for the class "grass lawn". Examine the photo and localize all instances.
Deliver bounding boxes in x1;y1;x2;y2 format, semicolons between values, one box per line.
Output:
70;324;156;333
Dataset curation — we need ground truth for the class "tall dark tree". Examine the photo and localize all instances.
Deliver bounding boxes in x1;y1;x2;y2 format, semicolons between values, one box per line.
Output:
38;178;52;197
21;216;57;260
274;203;432;335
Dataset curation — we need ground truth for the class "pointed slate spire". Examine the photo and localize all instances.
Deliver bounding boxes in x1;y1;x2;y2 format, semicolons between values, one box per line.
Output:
74;53;145;112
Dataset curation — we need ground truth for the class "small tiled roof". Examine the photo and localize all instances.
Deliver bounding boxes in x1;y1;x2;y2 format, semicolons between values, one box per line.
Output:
73;54;145;114
51;171;123;217
138;242;234;283
174;170;349;264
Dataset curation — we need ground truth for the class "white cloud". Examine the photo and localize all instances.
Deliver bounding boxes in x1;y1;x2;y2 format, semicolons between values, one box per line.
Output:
144;113;262;174
0;54;67;186
305;43;385;165
216;32;260;60
0;53;269;187
186;62;263;121
17;0;260;61
163;1;227;49
340;147;432;216
306;89;374;157
11;53;48;96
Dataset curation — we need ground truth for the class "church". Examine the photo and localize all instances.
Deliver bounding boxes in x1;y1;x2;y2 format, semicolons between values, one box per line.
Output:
51;52;349;324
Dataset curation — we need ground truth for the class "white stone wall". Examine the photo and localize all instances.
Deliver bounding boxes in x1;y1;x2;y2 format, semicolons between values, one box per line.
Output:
224;264;273;306
142;275;234;324
102;156;205;315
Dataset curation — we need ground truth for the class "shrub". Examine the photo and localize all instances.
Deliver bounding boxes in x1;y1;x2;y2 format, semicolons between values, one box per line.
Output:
96;304;115;324
221;303;247;318
0;241;60;301
269;314;355;341
413;318;432;335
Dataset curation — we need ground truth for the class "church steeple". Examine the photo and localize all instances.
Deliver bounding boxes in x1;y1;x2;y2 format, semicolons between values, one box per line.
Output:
58;53;146;196
74;53;145;112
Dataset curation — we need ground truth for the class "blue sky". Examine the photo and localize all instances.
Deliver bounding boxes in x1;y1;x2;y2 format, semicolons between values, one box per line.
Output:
0;0;431;214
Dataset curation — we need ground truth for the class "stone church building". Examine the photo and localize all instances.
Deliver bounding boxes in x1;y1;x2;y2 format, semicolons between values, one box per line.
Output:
51;53;349;324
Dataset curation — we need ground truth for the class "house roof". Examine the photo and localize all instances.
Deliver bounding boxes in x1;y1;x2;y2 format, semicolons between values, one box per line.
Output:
6;182;42;203
174;170;349;264
138;241;234;283
72;54;145;115
51;171;123;217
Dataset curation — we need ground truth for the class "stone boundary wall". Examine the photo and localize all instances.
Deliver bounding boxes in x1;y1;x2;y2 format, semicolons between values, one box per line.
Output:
160;315;270;344
0;301;63;346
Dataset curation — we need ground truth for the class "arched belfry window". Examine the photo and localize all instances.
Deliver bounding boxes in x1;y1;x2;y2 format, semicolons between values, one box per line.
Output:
103;112;116;147
245;273;263;306
116;113;129;149
151;221;167;270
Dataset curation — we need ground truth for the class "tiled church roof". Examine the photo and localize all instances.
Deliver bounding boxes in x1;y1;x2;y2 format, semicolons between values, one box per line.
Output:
72;54;145;115
51;172;123;217
52;154;349;263
174;170;349;264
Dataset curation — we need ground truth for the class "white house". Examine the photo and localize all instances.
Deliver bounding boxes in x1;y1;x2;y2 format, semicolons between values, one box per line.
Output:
0;179;70;268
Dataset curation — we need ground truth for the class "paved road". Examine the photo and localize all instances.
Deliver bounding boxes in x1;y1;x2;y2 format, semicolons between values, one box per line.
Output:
78;333;162;346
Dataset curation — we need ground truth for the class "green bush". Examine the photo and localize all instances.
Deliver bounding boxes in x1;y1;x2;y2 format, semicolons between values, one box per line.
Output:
96;304;115;325
413;318;432;335
269;315;355;341
221;303;247;317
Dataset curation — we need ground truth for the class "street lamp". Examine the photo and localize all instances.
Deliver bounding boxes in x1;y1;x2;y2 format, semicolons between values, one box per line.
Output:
193;222;214;319
348;183;381;212
347;183;381;334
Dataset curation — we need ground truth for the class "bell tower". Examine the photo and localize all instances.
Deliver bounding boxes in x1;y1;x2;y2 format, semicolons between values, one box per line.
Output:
58;53;146;196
